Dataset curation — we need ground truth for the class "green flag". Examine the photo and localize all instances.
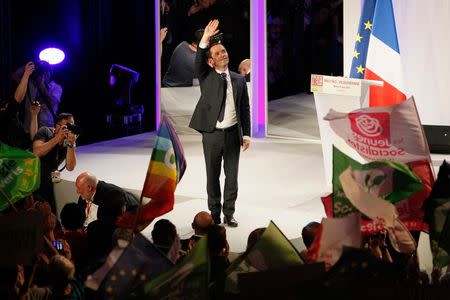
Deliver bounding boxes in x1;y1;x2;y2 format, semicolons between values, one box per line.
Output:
0;143;40;211
132;236;209;299
224;221;304;294
333;146;422;217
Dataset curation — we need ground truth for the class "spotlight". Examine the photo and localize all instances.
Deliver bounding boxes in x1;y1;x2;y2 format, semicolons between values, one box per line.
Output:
39;48;65;65
109;64;139;87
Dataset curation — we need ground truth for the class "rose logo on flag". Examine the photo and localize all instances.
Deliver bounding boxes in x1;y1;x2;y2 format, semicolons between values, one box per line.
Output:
355;115;383;137
349;112;391;147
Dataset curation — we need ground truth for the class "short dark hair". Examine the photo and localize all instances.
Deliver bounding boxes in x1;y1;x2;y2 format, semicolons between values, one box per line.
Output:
152;219;177;254
60;203;86;230
55;113;74;124
34;60;52;78
207;224;227;256
301;221;321;249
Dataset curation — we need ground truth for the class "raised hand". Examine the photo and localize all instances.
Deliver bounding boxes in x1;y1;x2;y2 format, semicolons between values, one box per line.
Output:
54;125;69;143
23;61;35;78
160;27;168;43
30;101;41;115
203;19;220;41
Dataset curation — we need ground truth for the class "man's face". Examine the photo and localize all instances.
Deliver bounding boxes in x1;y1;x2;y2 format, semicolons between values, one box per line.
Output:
208;44;229;70
76;179;94;201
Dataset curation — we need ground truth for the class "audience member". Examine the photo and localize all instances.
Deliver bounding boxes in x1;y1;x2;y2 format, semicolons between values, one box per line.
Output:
364;233;393;263
246;227;266;250
75;172;138;221
0;265;26;300
33;113;78;213
28;201;73;288
238;58;251;82
440;272;450;287
301;221;320;249
151;219;182;263
162;29;204;87
13;60;63;128
301;221;320;262
57;203;89;273
87;194;126;262
181;211;213;252
46;255;84;299
207;224;230;299
0;62;40;149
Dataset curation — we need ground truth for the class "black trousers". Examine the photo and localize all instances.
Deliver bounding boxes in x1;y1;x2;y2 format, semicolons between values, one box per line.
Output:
201;125;240;218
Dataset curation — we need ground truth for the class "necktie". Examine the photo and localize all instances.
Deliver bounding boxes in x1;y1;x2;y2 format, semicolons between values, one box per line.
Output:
218;72;227;122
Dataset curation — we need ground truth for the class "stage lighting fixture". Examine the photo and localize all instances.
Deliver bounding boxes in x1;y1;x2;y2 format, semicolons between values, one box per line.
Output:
39;47;65;65
109;64;140;105
109;64;140;87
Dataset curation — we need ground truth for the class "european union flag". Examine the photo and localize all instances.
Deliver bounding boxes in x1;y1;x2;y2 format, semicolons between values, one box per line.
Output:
98;233;173;299
349;0;377;78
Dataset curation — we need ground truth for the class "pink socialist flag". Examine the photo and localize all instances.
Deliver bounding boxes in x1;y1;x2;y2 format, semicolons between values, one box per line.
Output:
364;0;406;106
324;97;430;163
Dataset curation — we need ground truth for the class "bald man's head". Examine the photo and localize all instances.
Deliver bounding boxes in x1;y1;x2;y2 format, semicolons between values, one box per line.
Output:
192;211;213;235
238;58;251;76
75;172;98;201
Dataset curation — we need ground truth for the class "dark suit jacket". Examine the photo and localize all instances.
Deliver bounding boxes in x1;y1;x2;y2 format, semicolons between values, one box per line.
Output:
189;47;251;143
77;180;138;213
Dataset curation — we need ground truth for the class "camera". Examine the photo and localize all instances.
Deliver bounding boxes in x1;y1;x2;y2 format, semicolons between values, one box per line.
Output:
52;239;64;253
66;123;82;135
30;60;51;80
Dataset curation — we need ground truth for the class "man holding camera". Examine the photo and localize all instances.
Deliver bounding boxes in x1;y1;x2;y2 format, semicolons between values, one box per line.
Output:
33;113;78;213
13;60;63;129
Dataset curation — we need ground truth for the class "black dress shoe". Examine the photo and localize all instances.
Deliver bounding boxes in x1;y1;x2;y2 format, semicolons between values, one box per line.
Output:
212;215;221;224
224;216;238;227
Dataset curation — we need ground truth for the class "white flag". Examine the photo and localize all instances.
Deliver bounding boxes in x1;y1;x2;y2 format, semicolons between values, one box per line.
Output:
308;213;361;269
324;97;430;163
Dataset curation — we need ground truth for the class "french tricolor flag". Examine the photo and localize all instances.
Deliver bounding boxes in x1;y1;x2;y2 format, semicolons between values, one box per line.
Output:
350;0;407;107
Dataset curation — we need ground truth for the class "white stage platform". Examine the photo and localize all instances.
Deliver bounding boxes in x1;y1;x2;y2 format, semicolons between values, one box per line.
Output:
55;93;449;273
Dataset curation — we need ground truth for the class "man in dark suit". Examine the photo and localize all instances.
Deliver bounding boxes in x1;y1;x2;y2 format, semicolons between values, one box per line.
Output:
75;172;138;222
189;20;250;227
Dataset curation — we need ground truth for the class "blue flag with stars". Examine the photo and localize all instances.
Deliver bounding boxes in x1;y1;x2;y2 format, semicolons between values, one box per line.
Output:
98;233;173;300
349;0;377;78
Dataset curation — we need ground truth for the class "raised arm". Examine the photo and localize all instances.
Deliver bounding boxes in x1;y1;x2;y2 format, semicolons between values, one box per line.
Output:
195;19;220;80
14;62;35;103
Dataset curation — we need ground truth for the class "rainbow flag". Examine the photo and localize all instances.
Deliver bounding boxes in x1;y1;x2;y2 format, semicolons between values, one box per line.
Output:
141;116;186;200
117;116;186;228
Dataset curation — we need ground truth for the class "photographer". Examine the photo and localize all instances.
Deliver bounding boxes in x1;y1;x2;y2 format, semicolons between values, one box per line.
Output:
0;62;41;149
33;113;79;213
13;60;62;129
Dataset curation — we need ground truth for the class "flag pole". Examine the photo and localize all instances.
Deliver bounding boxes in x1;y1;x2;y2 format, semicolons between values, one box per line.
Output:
0;188;18;212
132;193;145;235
